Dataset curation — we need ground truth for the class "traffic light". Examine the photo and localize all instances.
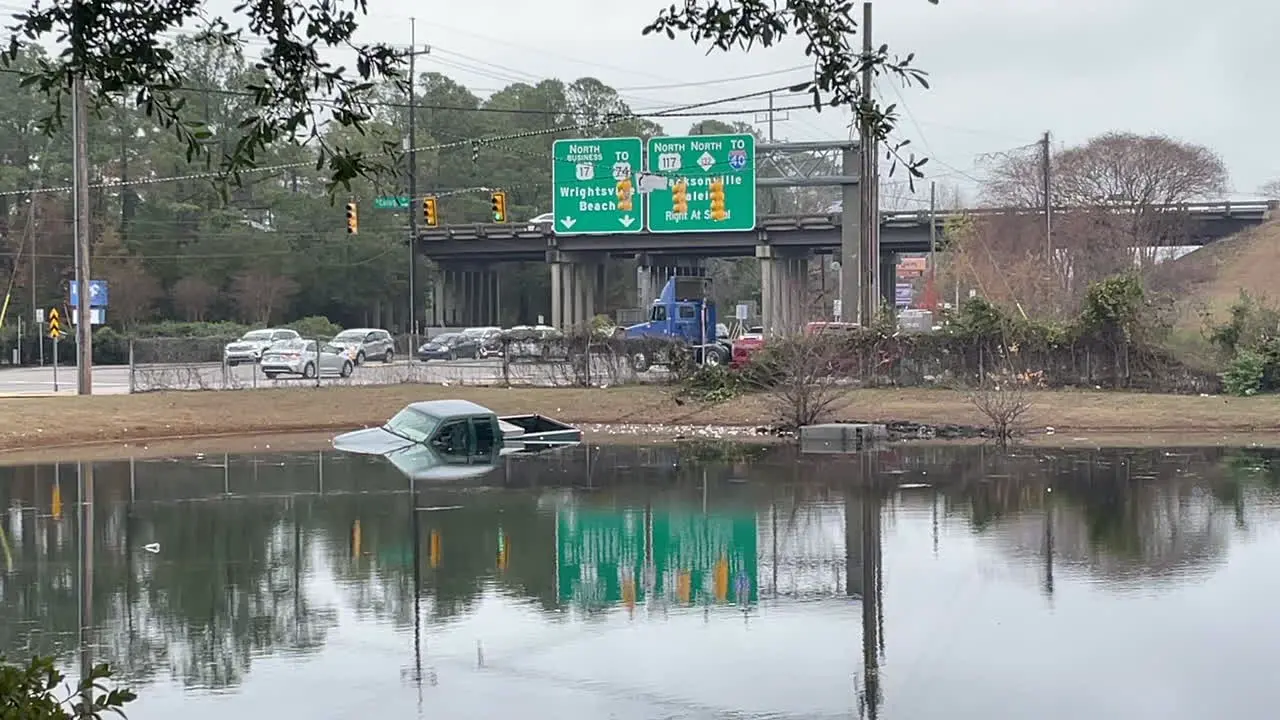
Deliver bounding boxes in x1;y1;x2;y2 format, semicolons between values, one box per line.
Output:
345;202;358;235
423;195;438;227
671;178;688;215
490;191;507;222
615;176;633;212
709;178;727;221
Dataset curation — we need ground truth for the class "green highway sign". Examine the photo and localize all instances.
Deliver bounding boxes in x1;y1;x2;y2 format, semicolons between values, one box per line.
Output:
374;196;410;210
645;133;756;234
552;137;644;235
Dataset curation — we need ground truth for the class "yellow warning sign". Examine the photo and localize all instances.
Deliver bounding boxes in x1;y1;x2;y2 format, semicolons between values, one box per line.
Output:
47;308;62;339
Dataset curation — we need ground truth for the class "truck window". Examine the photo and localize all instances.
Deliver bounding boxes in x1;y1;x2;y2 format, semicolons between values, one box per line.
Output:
678;305;697;319
650;306;668;322
473;418;497;454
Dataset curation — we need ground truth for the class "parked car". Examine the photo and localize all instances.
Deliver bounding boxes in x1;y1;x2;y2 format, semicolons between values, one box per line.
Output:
416;332;480;361
260;339;354;379
504;325;567;362
224;328;300;366
330;327;395;365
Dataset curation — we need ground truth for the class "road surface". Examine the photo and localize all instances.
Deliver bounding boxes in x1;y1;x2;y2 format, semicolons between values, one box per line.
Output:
0;356;656;396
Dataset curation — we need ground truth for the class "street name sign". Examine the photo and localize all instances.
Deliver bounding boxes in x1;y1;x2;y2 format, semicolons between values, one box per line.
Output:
552;137;644;235
645;133;756;234
374;196;411;210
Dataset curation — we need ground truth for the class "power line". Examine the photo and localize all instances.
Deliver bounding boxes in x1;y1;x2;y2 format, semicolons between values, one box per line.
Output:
0;85;807;198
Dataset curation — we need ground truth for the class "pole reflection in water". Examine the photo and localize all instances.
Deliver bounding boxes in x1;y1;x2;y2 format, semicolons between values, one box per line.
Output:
846;483;884;720
77;461;94;718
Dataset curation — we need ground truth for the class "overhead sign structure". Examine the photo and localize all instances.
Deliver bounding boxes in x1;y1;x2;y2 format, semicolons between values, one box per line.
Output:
646;133;756;234
69;280;108;308
374;196;411;210
551;137;644;235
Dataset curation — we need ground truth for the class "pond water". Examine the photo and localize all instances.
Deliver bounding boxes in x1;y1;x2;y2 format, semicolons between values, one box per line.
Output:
3;443;1280;719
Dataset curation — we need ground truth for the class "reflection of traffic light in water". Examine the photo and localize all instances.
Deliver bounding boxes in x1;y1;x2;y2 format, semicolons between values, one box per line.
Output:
351;519;361;558
496;528;508;571
713;556;729;602
51;480;62;520
676;570;691;604
621;574;636;611
429;529;442;568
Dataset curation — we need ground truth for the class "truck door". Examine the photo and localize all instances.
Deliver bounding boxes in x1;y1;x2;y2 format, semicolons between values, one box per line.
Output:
675;303;700;342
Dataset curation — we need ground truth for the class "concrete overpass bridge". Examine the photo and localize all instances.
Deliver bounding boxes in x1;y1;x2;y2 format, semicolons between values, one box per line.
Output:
419;201;1273;332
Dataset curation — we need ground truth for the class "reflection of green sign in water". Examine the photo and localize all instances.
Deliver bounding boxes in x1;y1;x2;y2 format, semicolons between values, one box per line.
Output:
555;508;757;608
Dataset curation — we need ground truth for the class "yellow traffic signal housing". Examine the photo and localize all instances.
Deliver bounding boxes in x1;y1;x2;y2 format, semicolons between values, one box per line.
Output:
615;177;633;212
671;179;688;215
490;191;507;222
345;202;358;235
423;195;439;227
709;179;727;222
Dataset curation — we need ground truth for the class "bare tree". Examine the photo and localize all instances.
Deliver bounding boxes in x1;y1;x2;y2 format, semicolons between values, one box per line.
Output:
101;260;161;326
746;334;846;429
172;276;218;322
1260;179;1280;200
231;270;297;324
966;368;1035;449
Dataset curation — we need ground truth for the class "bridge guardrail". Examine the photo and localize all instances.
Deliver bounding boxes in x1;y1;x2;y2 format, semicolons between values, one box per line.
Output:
421;201;1273;241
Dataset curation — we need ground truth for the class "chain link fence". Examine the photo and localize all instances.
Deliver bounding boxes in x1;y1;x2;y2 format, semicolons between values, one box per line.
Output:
125;332;692;393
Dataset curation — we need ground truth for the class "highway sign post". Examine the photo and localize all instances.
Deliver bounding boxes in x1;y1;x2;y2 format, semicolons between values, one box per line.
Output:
551;137;644;235
645;133;756;234
374;196;411;210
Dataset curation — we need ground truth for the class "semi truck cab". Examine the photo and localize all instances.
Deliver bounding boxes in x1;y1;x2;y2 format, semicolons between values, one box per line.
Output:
622;276;731;371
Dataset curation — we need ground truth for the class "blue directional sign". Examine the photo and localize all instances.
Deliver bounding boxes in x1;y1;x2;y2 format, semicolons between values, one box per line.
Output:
69;280;108;308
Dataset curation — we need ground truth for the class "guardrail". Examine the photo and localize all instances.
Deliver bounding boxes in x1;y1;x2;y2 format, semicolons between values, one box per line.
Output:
421;200;1274;241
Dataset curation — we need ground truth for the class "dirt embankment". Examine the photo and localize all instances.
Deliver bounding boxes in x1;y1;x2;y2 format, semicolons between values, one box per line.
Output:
4;385;1280;458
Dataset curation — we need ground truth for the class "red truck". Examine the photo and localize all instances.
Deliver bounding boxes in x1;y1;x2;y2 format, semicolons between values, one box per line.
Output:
729;321;861;368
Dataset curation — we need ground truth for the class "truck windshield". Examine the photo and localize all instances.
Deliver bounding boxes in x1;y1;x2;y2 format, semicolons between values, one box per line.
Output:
383;408;439;443
650;306;667;322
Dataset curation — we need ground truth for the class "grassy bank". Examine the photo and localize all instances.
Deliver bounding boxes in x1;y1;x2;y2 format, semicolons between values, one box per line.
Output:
4;385;1280;455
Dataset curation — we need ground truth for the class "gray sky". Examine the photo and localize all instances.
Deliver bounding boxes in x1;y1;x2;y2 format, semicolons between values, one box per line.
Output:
59;0;1280;207
322;0;1275;207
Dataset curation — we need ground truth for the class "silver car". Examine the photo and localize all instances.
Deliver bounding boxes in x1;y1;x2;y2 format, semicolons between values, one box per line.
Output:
224;328;300;366
260;339;354;379
330;327;395;365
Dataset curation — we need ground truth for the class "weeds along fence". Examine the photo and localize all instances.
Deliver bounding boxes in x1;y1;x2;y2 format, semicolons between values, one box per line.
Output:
123;332;692;393
732;331;1220;394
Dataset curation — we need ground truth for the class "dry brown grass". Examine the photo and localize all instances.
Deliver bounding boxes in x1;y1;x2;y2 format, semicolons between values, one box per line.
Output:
4;385;1280;456
1167;219;1280;330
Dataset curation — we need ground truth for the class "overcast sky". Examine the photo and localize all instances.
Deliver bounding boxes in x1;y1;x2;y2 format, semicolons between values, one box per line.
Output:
300;0;1270;208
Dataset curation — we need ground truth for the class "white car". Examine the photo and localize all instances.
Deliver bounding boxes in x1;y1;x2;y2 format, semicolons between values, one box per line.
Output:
526;212;554;232
260;339;354;379
224;328;300;366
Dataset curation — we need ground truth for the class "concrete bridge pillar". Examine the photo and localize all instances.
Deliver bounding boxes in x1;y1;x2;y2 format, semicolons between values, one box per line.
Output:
435;264;501;327
757;246;811;336
636;254;707;308
880;252;898;319
549;251;606;331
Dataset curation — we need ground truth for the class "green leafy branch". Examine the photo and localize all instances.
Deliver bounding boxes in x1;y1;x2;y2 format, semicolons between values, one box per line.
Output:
3;0;406;195
643;0;937;187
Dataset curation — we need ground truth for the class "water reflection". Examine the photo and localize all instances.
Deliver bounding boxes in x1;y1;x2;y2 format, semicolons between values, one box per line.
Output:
1;445;1279;719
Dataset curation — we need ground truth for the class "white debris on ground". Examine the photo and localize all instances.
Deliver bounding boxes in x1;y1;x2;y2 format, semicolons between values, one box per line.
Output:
579;423;772;439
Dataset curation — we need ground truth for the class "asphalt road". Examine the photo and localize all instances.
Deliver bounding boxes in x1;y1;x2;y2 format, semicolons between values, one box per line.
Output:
0;356;656;395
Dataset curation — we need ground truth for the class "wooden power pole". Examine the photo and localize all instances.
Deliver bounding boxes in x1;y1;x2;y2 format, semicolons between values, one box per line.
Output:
858;1;880;326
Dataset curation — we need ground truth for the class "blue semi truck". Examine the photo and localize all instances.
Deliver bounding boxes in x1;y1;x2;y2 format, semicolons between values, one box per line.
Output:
621;276;732;372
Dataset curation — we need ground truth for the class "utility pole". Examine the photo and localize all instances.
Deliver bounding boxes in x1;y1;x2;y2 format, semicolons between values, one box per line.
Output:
404;19;430;339
71;74;92;395
1042;130;1052;256
858;1;880;326
928;180;937;281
